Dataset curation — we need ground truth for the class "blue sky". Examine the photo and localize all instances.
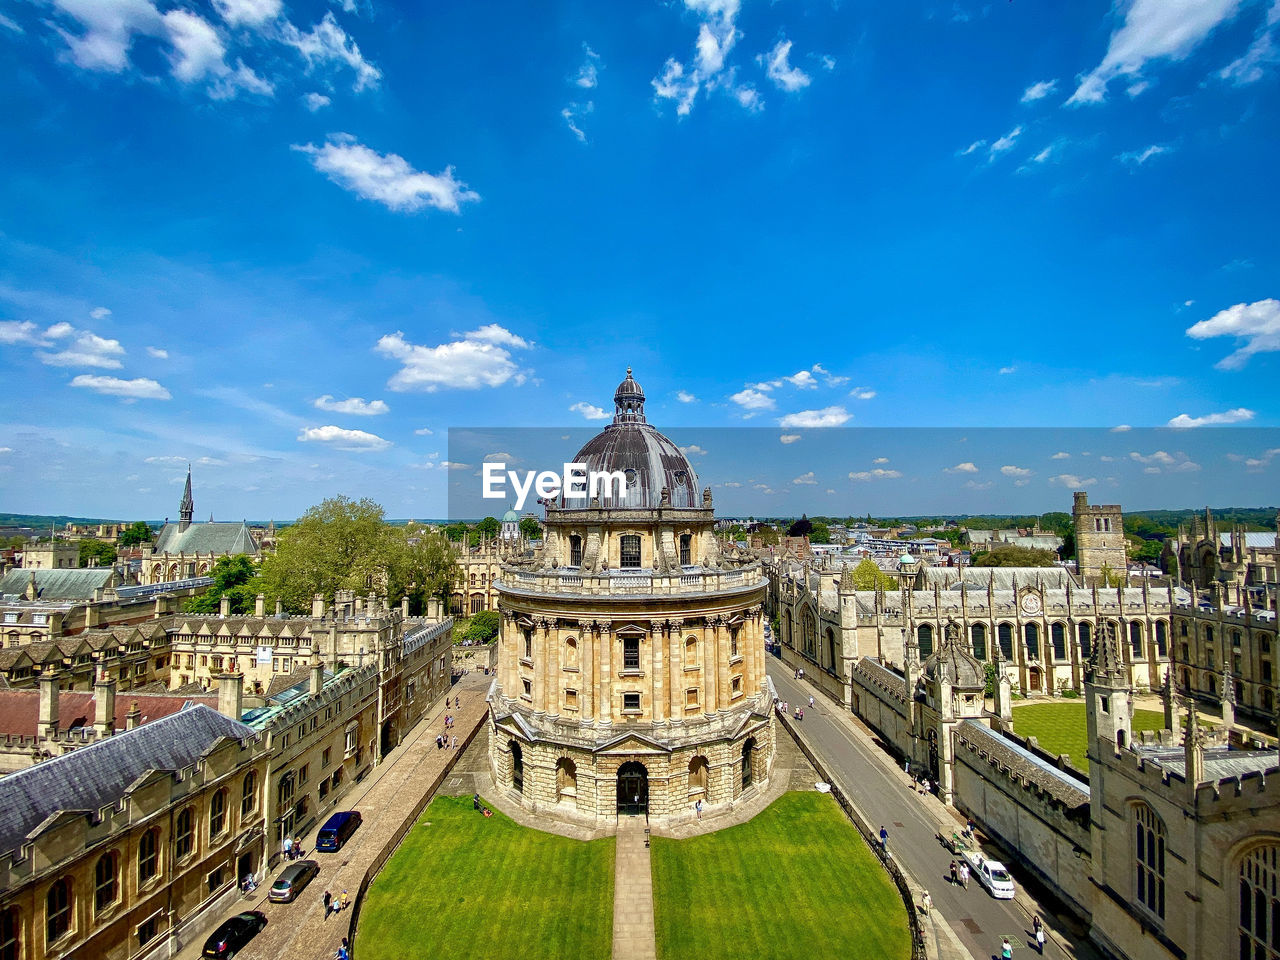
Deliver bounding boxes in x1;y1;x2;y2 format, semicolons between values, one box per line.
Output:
1;0;1278;519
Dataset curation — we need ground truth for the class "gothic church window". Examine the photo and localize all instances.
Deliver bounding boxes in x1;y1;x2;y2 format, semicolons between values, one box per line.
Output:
1025;623;1039;660
46;878;71;944
1052;623;1067;661
1134;802;1166;919
971;623;987;661
1078;622;1092;660
918;623;933;658
1130;622;1144;659
138;828;159;885
998;623;1014;660
1238;842;1280;960
94;852;118;913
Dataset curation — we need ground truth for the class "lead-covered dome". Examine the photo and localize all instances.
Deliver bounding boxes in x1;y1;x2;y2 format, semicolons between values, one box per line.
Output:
560;368;703;510
922;627;985;689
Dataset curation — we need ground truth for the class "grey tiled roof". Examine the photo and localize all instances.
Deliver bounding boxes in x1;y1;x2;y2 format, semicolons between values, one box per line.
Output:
0;568;115;601
153;522;258;557
0;704;255;855
955;719;1090;808
1137;745;1278;782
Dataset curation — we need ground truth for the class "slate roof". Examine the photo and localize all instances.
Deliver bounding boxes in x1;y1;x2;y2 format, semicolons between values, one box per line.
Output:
956;719;1090;808
0;568;116;601
0;705;255;855
0;690;219;737
1137;744;1278;781
153;521;258;557
1217;532;1278;550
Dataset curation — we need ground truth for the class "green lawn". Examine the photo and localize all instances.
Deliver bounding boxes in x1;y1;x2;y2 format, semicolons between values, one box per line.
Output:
357;795;615;960
1012;702;1167;773
651;792;911;960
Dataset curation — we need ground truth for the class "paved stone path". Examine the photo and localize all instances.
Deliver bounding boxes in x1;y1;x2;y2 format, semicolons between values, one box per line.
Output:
612;817;657;960
170;670;491;960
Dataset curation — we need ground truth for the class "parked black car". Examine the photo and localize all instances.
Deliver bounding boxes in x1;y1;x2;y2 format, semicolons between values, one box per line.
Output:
202;911;267;958
269;860;320;903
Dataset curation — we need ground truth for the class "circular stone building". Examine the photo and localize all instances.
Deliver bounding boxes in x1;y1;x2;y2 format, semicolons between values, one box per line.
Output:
487;369;775;823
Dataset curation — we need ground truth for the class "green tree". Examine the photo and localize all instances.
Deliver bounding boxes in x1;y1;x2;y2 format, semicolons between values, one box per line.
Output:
444;522;470;543
983;662;998;698
851;557;897;590
971;544;1059;567
787;514;813;538
808;520;831;544
78;539;116;568
1097;563;1125;588
186;555;260;614
462;609;500;643
118;521;153;546
476;516;501;540
384;526;458;615
518;517;542;540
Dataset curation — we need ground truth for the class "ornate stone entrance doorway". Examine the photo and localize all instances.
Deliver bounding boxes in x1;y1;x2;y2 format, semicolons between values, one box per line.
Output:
617;761;648;817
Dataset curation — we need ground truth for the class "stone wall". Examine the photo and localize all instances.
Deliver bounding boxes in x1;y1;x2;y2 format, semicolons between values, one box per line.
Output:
847;659;911;756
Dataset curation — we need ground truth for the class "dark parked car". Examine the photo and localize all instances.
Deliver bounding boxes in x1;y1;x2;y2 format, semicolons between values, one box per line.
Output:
202;911;267;958
269;860;320;903
315;810;362;852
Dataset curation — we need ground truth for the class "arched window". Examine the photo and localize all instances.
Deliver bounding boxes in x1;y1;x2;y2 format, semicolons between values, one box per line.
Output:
825;628;837;671
0;907;17;960
138;828;159;885
510;741;524;794
971;623;987;661
1051;623;1067;661
469;573;476;586
1078;622;1092;660
802;611;817;659
46;878;71;944
564;638;578;669
1238;842;1280;960
210;789;227;839
685;637;698;667
619;535;641;569
569;535;583;567
1130;622;1144;659
1155;621;1168;659
741;739;755;789
556;757;577;803
1206;625;1215;645
688;756;709;794
917;623;933;659
679;533;692;566
241;770;258;818
175;807;195;860
470;595;482;615
1024;623;1039;661
1134;803;1166;919
95;852;118;913
998;623;1014;660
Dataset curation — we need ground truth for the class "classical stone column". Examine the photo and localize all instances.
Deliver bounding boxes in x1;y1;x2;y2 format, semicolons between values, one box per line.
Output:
579;619;595;721
547;618;561;718
502;613;518;698
650;620;666;723
702;619;717;714
667;619;683;721
714;616;730;711
599;621;613;723
533;616;549;714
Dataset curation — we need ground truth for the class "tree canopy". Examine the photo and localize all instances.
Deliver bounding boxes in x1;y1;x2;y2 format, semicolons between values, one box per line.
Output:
518;517;542;540
78;539;115;568
971;544;1059;567
787;515;812;538
118;521;153;546
475;516;501;540
462;609;500;643
851;557;898;590
186;554;260;614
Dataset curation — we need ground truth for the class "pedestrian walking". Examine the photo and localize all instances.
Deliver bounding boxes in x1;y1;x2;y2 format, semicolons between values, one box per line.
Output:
965;818;976;840
323;890;332;918
922;778;930;796
960;862;970;889
921;890;932;916
283;836;292;860
451;734;458;749
341;889;349;911
695;798;703;820
1033;915;1045;954
1000;937;1013;960
950;860;958;885
436;735;443;750
879;825;888;852
293;836;302;859
808;695;814;708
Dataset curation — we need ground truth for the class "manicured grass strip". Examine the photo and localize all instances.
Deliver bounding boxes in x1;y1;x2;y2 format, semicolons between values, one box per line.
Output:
357;795;615;960
651;792;911;960
1012;702;1166;772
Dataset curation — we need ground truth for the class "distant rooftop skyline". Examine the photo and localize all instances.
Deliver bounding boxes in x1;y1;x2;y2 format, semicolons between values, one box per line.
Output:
1;1;1277;517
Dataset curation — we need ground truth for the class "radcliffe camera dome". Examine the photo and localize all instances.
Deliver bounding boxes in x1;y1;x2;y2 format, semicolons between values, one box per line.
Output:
561;368;703;510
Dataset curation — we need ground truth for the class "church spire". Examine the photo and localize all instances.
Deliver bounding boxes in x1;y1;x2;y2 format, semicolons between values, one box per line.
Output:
179;465;194;532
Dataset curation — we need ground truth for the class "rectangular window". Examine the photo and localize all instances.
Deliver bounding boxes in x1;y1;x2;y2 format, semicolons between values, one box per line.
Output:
322;747;332;769
622;692;640;712
569;535;583;567
731;676;742;696
620;535;641;569
521;678;532;699
523;629;533;660
565;689;578;709
623;637;640;671
138;916;159;947
298;764;309;786
685;688;698;708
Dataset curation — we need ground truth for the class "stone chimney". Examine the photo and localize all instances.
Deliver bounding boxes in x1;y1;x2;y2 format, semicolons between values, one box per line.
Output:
312;594;326;619
94;672;117;739
254;593;265;617
125;700;141;730
219;595;231;618
309;655;324;698
38;675;60;740
275;598;284;617
401;596;409;618
217;672;244;720
154;596;166;616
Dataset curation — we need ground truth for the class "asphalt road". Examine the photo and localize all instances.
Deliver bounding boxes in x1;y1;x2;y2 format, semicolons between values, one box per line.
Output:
767;662;1098;960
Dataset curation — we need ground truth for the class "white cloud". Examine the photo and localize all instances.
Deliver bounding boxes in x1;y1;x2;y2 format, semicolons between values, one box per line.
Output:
818;54;836;71
0;447;11;454
414;427;434;436
376;326;530;392
1001;465;1033;478
873;457;890;465
314;394;389;416
70;374;170;400
0;321;45;345
1067;0;1245;105
163;9;226;82
1130;450;1177;465
570;401;610;421
146;346;169;359
849;387;876;400
998;365;1016;374
849;469;902;481
1185;299;1280;368
280;11;381;91
792;471;817;485
676;390;698;403
652;0;758;116
1111;424;1132;433
1049;473;1098;487
39;329;126;369
298;425;390;451
50;0;165;73
89;306;111;320
213;0;281;27
784;369;819;389
779;406;850;428
303;92;332;111
779;434;801;444
987;126;1022;160
0;13;22;33
209;59;274;99
574;43;602;88
730;387;776;411
965;479;994;491
1167;408;1255;428
679;444;707;456
1118;144;1170;166
562;101;594;143
945;462;979;474
760;39;811;92
811;363;849;387
1243;447;1280;469
1219;29;1279;85
958;140;986;156
1020;78;1057;102
293;134;479;214
1051;451;1071;460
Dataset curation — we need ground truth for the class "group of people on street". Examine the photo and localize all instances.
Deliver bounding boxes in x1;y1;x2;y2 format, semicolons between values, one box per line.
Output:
282;835;305;860
323;889;350;920
999;917;1045;957
948;859;970;888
